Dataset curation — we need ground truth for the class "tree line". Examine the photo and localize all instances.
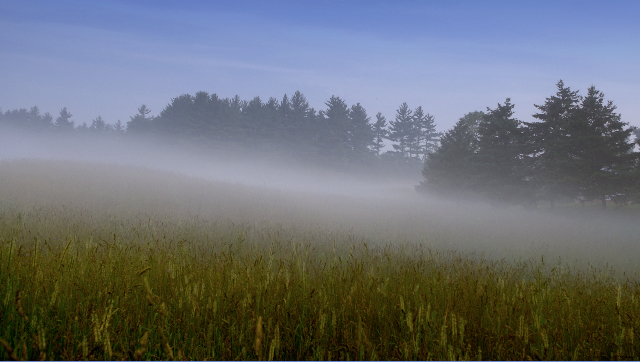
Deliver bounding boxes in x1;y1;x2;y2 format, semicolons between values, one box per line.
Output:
3;80;638;207
418;81;640;208
0;91;439;170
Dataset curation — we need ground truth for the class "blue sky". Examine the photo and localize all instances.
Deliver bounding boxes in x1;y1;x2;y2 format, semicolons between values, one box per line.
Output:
2;0;639;131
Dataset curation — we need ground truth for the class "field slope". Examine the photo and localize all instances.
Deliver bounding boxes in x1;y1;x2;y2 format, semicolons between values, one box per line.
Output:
0;159;639;360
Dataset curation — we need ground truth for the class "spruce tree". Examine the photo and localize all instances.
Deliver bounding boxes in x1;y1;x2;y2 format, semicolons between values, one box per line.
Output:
528;80;581;207
319;96;351;165
567;86;638;207
347;103;375;155
474;99;530;203
419;111;482;194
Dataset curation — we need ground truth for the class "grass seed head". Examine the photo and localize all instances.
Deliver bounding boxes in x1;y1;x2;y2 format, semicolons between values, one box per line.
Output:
255;316;263;360
163;342;174;360
0;339;18;361
136;266;152;276
134;331;149;360
15;290;28;323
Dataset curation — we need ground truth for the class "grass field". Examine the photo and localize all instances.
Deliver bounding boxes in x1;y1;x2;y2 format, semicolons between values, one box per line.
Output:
1;159;639;360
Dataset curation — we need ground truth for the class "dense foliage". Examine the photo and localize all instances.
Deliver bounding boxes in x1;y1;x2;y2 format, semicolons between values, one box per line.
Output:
0;92;438;170
418;81;640;208
2;80;639;206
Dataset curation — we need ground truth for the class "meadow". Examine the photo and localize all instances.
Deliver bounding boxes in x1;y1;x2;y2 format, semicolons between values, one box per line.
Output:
1;159;639;360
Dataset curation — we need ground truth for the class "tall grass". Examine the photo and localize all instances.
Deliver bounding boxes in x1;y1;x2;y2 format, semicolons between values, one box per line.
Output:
0;159;639;360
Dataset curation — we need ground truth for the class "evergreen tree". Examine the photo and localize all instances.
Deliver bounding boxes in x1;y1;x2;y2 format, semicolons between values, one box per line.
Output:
347;103;375;155
388;103;413;158
474;99;530;203
372;112;388;155
319;96;351;164
419;111;482;194
76;122;89;133
28;106;53;131
278;94;291;137
27;106;41;129
2;108;29;129
226;95;245;141
113;120;125;134
567;86;638;207
528;80;581;206
127;105;153;134
55;107;75;131
632;127;640;144
289;91;314;148
261;97;282;145
243;96;264;144
90;115;107;133
413;106;440;159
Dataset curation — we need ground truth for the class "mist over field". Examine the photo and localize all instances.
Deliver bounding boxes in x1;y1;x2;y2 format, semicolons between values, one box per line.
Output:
1;128;638;276
4;2;640;359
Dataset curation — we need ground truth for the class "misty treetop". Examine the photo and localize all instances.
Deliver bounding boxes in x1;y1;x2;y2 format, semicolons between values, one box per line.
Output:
1;91;439;170
418;80;640;208
5;81;639;208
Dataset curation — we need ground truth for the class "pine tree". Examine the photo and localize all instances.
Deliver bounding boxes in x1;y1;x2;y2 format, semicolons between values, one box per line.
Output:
347;103;374;155
127;105;153;134
419;111;483;194
413;106;440;159
113;120;125;134
473;99;530;203
55;107;75;132
278;94;291;137
388;103;413;158
567;86;638;207
289;91;314;147
76;122;89;133
243;96;264;144
2;108;29;129
28;106;53;131
372;112;388;155
319;96;351;164
527;80;581;207
261;97;281;146
90;115;107;133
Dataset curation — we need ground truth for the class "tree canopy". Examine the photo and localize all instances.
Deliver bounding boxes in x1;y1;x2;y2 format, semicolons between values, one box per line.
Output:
420;81;640;208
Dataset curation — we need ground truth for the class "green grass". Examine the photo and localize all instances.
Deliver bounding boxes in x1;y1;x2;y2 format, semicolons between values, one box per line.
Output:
0;159;639;360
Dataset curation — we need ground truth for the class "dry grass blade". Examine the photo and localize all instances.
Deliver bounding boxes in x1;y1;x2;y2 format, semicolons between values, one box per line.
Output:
133;331;149;360
0;339;19;361
255;316;263;361
15;290;28;323
136;266;151;276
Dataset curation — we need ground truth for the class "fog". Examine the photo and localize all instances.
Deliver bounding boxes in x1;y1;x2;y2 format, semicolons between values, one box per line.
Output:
2;127;639;276
0;127;419;196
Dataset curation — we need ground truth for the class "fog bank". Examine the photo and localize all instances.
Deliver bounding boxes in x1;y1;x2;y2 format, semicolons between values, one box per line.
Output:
1;128;639;275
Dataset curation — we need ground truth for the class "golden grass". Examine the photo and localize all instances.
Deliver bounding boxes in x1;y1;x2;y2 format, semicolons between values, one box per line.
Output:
0;159;639;360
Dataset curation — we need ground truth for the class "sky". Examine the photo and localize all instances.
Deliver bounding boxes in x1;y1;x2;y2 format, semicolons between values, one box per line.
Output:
2;0;639;132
